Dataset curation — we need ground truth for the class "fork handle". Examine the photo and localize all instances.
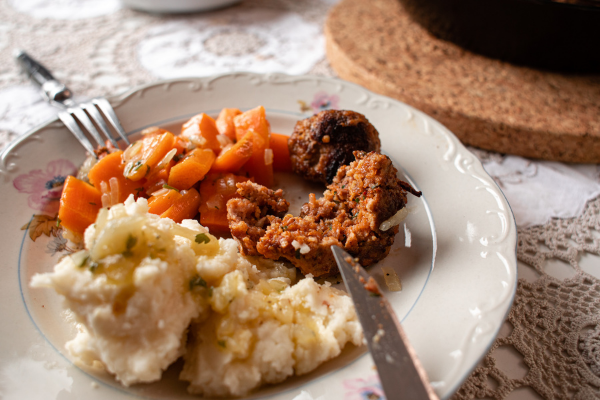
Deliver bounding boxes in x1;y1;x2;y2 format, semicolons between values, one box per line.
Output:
14;50;74;106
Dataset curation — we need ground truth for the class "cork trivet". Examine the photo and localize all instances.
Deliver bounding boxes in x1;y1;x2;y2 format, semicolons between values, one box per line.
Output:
325;0;600;163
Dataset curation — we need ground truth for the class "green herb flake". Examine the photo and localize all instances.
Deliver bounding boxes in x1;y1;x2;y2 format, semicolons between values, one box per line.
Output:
78;255;90;268
282;226;288;231
342;185;345;189
214;206;219;210
122;234;137;257
162;184;180;192
189;275;208;290
126;234;137;250
145;165;151;176
89;261;99;273
208;287;213;297
132;160;144;171
295;248;301;259
369;292;382;297
354;198;360;203
56;217;61;227
195;233;210;244
218;340;226;348
89;202;96;206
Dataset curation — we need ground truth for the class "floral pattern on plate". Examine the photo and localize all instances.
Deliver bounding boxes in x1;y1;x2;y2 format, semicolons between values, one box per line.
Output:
13;159;75;215
343;375;386;400
299;91;340;113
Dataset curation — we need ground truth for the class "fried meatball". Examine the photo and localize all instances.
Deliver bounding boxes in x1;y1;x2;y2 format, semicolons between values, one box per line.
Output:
226;182;289;256
299;151;420;268
257;213;343;278
227;151;421;278
289;110;381;184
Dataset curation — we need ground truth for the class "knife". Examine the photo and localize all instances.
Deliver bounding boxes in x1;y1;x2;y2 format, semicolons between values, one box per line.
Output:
331;245;438;400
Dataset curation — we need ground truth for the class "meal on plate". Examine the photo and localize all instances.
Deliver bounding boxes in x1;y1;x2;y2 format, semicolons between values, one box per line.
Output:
31;106;421;396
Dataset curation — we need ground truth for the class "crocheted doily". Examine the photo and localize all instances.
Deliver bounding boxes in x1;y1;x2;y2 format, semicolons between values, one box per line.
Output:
453;195;600;400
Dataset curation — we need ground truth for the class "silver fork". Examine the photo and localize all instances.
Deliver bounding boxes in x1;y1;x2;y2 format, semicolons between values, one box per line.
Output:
15;50;130;157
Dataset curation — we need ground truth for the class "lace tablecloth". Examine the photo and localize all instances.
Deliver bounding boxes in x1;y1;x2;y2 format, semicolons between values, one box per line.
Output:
1;0;599;399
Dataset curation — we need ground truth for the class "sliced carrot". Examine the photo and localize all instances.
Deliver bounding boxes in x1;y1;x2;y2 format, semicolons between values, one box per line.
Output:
148;189;183;215
270;133;292;172
216;108;242;141
234;106;270;142
59;176;102;236
173;136;189;156
161;188;201;223
245;135;273;187
233;106;273;186
123;130;176;181
199;209;230;236
181;113;221;153
199;173;250;235
144;160;174;196
211;132;253;173
168;148;216;190
88;151;141;202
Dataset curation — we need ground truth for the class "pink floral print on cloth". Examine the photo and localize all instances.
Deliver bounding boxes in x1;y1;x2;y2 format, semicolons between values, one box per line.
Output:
13;159;76;215
343;375;386;400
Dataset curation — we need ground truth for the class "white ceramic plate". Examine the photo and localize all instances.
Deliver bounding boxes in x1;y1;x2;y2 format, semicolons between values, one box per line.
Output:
0;74;517;400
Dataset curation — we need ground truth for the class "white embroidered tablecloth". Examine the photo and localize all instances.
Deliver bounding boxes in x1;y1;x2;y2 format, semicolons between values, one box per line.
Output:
1;1;599;399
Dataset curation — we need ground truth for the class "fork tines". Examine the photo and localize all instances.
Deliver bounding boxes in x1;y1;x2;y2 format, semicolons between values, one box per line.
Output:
59;98;130;158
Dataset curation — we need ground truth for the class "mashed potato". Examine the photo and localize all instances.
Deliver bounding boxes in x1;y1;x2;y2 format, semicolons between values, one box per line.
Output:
31;197;214;385
181;243;363;397
31;196;363;396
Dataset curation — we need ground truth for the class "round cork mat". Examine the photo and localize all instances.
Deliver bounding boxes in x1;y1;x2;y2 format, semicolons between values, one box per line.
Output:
325;0;600;163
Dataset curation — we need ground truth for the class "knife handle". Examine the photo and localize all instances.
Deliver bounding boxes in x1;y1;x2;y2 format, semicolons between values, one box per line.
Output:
14;50;73;105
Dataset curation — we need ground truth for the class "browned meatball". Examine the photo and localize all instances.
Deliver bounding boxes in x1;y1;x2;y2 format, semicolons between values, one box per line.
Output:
257;213;343;278
300;151;421;268
226;182;289;256
289;110;381;184
227;151;421;278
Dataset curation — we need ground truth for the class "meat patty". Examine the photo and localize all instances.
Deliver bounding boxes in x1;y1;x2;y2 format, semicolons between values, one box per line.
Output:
227;151;421;277
226;182;289;256
289;110;381;184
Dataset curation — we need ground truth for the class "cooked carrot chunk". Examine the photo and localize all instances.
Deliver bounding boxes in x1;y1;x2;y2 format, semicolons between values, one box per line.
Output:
199;173;249;235
234;106;270;142
88;150;141;202
148;189;183;215
199;209;230;236
234;106;273;186
143;160;174;196
216;108;242;141
211;132;253;173
123;130;176;181
161;188;201;223
167;148;215;190
59;176;102;236
181;113;221;153
270;133;292;172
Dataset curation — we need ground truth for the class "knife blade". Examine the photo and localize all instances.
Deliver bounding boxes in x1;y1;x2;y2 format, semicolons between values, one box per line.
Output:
331;245;438;400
